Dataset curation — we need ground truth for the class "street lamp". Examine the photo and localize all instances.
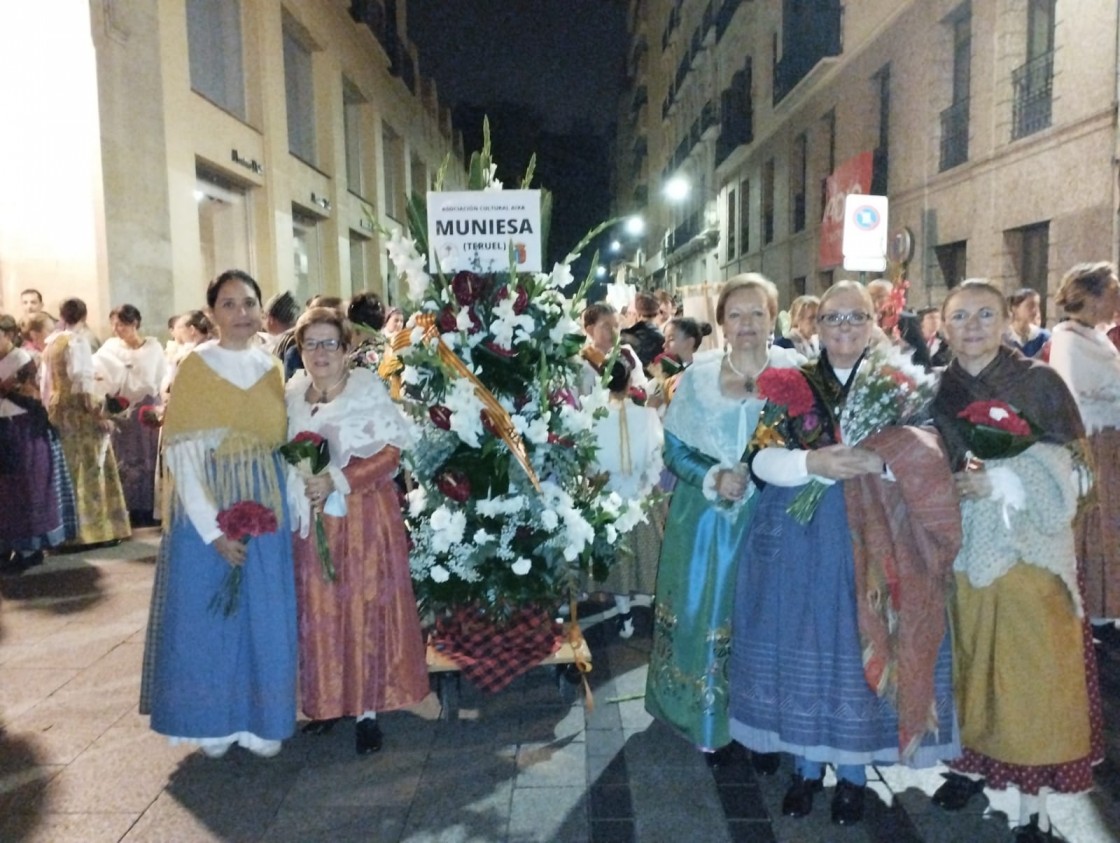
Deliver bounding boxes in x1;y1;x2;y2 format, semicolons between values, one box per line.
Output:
663;175;690;202
624;215;645;237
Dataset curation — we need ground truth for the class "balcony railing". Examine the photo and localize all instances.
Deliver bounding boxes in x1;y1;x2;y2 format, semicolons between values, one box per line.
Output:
939;97;969;171
666;211;702;254
1012;51;1053;140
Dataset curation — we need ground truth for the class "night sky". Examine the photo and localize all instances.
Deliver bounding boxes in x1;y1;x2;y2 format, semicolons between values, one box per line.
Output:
408;0;630;278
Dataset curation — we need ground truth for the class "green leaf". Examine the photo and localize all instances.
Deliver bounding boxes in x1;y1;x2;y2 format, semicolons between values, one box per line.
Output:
521;153;537;189
406;191;429;257
540;189;553;261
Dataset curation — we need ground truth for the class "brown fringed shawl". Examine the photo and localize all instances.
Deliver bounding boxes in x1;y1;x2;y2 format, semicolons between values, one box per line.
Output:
844;426;961;759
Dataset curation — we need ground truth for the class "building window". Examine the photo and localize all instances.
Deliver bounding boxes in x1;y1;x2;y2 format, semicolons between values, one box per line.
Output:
762;160;775;245
196;168;251;290
819;109;835;217
940;6;971;171
739;180;750;255
293;210;323;305
935;240;968;287
382;122;404;220
410;153;427;197
1012;0;1055;140
186;0;245;119
792;276;807;297
726;187;737;260
1008;222;1050;318
871;65;890;195
343;78;367;198
349;230;370;292
791;132;807;233
818;269;833;291
283;19;317;164
716;62;753;167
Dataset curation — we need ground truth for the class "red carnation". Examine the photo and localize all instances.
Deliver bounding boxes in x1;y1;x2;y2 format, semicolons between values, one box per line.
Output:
756;368;814;417
437;307;458;334
216;501;278;542
292;430;326;446
483;341;516;357
429;405;453;430
957;400;1031;436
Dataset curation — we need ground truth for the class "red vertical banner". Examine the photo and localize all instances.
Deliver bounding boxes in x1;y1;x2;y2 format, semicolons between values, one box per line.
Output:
818;151;873;269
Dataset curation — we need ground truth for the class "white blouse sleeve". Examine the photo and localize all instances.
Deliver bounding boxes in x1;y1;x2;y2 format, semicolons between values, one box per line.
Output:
164;432;225;544
751;448;828;487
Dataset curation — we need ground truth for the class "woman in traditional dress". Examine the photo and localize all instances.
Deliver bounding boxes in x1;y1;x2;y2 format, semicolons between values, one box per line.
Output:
1046;262;1120;628
928;280;1102;842
141;270;297;758
285;307;428;754
162;310;211;399
0;316;75;572
728;281;960;826
20;313;54;362
645;274;803;767
39;298;130;547
95;304;167;526
586;357;664;638
345;292;388;373
1003;288;1051;359
578;303;647;397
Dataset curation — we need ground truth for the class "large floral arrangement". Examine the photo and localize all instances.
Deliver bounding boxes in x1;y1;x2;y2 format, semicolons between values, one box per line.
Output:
382;124;647;619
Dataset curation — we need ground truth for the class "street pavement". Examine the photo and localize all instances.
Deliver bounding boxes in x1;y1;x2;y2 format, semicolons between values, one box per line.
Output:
2;530;1120;842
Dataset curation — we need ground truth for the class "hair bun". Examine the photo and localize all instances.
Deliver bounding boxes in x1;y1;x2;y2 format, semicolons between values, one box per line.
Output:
699;322;713;337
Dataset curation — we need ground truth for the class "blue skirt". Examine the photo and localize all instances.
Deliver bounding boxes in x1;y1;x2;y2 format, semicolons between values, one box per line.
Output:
147;472;297;742
728;482;958;768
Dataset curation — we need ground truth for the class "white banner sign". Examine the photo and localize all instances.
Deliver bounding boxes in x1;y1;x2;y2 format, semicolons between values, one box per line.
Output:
841;194;888;273
427;190;542;274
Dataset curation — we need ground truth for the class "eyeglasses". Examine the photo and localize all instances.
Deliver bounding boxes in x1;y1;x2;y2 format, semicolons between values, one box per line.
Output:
302;338;343;352
817;311;873;327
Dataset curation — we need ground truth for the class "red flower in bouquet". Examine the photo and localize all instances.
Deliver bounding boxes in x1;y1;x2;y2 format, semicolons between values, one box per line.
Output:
104;393;130;415
756;368;815;417
209;501;279;617
436;468;472;503
651;352;684;379
498;284;530;315
430;405;453;430
278;431;336;582
957;400;1038;459
138;406;162;429
451;271;488;306
437;306;458;334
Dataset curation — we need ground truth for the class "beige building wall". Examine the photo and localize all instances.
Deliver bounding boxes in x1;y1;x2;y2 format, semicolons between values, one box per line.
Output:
619;0;1120;321
1;0;462;340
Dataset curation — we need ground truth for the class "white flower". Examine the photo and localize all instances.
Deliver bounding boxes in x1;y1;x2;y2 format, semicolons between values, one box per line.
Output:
430;505;453;532
429;564;450;583
455;308;476;333
410;326;426;345
430;508;467;554
558;403;594;434
407;487;428;518
547;262;574;290
540;510;559;531
476;495;526;517
525;415;552;445
445;378;486;448
605;524;618;544
401;365;422;386
490;295;535;349
989;407;1009;422
473;528;494;546
483;163;503;192
548;312;581;344
511;557;532;575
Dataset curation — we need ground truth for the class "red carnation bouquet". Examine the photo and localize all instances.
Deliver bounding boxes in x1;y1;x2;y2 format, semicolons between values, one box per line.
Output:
957;400;1039;460
104;393;130;416
278;431;336;582
209;501;279;616
138;406;162;429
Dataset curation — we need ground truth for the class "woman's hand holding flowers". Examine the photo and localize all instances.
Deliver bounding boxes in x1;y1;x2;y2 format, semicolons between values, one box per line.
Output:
807;445;884;480
716;464;749;502
303;473;335;507
954;456;991;499
214;534;247;566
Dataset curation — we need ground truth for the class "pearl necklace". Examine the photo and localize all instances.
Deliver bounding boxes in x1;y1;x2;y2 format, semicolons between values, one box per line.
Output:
309;371;349;405
724;352;768;391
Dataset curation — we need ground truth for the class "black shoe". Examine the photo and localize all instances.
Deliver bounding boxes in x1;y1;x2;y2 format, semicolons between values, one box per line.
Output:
750;751;781;776
931;772;985;811
1013;815;1055;842
831;778;865;826
781;773;823;818
300;718;340;735
355;719;383;754
19;550;44;569
617;610;634;639
704;745;735;768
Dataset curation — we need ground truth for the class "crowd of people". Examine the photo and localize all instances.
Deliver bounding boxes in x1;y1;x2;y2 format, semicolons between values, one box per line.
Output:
2;262;1116;840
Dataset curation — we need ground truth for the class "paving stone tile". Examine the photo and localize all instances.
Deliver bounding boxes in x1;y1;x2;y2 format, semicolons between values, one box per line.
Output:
508;784;587;842
398;777;513;842
264;804;409;843
282;749;426;806
0;666;78;720
0;810;139;843
515;739;588;788
589;783;634;819
120;790;266;842
589;818;636;843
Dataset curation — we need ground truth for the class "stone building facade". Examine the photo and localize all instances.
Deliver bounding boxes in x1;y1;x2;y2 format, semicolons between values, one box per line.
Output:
616;0;1120;319
1;0;462;337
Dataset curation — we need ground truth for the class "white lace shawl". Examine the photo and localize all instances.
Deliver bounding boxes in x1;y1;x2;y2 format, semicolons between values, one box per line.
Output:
954;441;1083;615
285;366;416;538
663;345;804;467
1048;321;1120;433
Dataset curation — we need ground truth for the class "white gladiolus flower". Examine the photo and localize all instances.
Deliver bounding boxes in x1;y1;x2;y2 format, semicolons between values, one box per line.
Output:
429;564;450;583
407;487;428;518
547;262;574;290
549;312;581;344
511;557;532;575
445;379;486;448
455;308;475;332
605;524;618;544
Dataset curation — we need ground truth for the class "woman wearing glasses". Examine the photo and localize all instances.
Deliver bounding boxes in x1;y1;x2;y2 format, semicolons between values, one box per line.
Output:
728;281;959;826
285;307;428;755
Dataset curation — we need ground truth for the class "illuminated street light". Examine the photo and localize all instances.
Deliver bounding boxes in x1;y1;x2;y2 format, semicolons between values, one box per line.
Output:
595;265;607;279
663;175;690;202
610;239;622;253
624;215;644;236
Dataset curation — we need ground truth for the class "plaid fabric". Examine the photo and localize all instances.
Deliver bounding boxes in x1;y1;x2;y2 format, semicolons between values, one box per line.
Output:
49;428;78;542
430;605;562;693
138;531;172;714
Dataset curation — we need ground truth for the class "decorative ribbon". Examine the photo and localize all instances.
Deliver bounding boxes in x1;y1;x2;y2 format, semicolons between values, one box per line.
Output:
393;315;541;492
567;592;594;712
